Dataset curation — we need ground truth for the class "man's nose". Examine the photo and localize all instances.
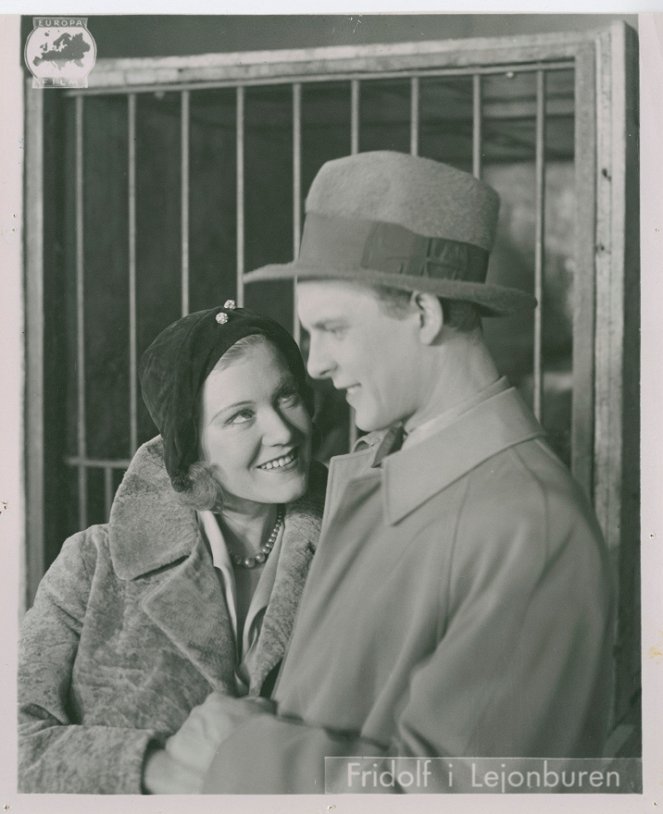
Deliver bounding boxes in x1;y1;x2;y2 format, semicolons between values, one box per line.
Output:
306;334;333;380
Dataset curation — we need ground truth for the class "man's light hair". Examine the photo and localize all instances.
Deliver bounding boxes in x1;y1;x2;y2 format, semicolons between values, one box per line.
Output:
368;284;483;333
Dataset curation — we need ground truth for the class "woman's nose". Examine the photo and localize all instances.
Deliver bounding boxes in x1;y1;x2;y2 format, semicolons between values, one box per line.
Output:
261;408;295;446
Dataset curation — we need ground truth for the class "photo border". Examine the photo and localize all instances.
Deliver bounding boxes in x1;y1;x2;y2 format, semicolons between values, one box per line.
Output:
1;6;660;813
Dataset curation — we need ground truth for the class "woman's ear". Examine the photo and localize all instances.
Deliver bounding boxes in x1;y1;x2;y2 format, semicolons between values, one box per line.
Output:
410;292;444;344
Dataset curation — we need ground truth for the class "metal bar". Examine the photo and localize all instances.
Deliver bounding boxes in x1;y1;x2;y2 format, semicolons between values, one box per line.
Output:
180;90;190;316
292;82;302;344
410;76;419;156
349;78;360;449
472;74;482;178
75;95;88;531
532;70;546;423
236;86;245;306
128;94;138;454
104;468;114;519
571;47;597;498
65;456;133;469
65;58;577;97
350;79;360;154
24;82;45;606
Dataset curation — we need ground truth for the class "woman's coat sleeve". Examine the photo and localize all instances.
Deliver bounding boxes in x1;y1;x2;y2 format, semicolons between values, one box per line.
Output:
19;530;157;794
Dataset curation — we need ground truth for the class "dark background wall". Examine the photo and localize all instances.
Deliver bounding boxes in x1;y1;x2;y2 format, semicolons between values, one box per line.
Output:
20;14;637;63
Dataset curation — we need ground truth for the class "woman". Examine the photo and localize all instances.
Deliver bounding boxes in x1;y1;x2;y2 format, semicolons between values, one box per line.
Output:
18;302;326;793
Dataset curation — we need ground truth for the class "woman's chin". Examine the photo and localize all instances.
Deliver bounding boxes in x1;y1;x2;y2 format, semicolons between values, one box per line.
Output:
259;470;309;505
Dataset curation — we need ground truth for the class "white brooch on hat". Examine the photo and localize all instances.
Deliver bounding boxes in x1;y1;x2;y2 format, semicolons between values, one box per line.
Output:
216;299;237;324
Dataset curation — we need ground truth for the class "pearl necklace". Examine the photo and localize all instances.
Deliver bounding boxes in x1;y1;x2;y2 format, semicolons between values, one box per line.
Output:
228;506;285;569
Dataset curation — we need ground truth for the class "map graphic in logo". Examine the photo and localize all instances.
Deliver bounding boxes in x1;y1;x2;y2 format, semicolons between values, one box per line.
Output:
25;17;97;89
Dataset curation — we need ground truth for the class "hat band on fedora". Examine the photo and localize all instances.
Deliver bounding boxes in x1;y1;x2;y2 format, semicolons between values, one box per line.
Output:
299;213;489;283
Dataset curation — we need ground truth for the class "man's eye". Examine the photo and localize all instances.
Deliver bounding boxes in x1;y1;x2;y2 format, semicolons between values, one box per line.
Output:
329;326;347;338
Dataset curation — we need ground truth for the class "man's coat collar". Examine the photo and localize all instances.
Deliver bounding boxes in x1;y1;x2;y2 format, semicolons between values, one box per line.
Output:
328;385;545;527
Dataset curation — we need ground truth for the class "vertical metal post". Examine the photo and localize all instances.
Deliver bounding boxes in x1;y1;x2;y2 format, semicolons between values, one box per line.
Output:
410;77;419;156
533;70;546;422
472;74;483;178
350;80;360;154
104;467;114;520
128;94;138;455
236;86;245;306
349;79;361;447
292;83;302;344
75;95;87;531
180;90;190;316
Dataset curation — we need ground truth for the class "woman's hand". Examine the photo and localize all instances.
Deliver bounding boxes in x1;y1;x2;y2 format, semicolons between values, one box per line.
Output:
163;693;275;778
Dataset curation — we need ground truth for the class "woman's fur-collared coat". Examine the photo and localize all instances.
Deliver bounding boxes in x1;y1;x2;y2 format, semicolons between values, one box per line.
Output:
19;437;326;794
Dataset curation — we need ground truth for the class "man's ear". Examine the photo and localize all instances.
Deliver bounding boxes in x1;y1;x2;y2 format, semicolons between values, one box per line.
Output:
410;292;444;344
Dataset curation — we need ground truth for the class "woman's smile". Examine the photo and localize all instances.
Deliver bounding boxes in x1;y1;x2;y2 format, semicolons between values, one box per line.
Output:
257;448;299;471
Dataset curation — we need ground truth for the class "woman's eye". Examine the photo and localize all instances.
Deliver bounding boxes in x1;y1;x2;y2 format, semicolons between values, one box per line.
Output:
228;409;254;425
278;389;301;407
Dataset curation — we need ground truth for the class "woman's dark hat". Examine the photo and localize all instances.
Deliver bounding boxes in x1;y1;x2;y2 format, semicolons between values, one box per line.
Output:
138;302;312;492
244;151;535;317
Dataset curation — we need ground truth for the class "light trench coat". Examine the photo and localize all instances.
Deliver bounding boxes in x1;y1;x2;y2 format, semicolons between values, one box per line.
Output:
203;384;614;794
18;437;326;793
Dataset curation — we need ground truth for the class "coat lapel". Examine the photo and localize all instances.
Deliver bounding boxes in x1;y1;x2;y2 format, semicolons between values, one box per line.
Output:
108;437;327;696
108;437;236;690
248;462;326;693
140;535;238;691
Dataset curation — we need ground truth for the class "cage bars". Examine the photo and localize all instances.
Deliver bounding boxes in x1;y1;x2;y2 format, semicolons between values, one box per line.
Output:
180;91;190;316
68;65;561;519
236;86;245;307
128;94;138;456
410;77;419;156
350;79;360;154
292;83;302;344
75;95;87;531
348;79;361;448
533;70;546;422
472;74;482;178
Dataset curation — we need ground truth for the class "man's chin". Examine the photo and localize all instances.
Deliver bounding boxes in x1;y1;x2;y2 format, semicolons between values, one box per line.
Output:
353;412;392;434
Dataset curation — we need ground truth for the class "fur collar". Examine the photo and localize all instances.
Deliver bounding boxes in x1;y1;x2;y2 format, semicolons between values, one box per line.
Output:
108;436;326;581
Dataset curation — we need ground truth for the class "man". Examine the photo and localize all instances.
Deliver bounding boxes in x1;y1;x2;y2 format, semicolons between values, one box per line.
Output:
163;151;613;794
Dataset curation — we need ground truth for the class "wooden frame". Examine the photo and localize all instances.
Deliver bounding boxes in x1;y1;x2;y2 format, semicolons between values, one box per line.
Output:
24;86;45;607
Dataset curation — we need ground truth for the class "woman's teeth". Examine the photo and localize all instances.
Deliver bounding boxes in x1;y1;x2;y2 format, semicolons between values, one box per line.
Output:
258;451;296;471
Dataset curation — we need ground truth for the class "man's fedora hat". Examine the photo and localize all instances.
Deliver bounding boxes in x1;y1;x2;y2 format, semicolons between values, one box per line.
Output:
245;151;536;316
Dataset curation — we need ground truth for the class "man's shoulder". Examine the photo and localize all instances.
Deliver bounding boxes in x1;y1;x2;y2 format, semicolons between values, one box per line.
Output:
455;436;602;541
479;437;586;501
399;432;595;532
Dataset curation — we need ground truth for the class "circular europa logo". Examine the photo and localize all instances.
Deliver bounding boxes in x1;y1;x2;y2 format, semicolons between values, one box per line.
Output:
25;17;97;89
